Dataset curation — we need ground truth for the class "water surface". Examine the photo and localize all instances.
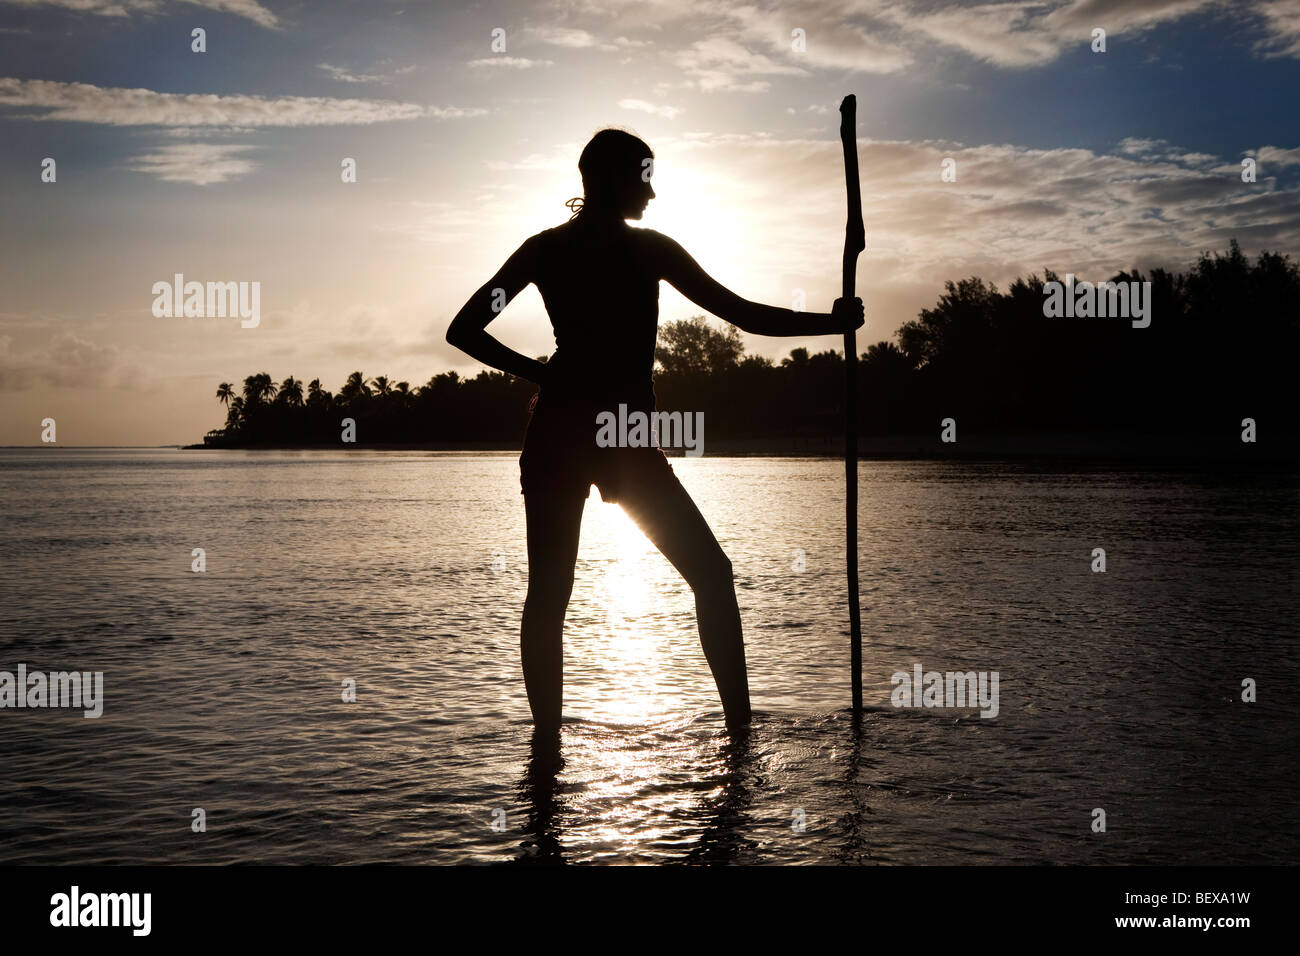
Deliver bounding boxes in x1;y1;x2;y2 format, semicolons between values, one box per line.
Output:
0;449;1295;864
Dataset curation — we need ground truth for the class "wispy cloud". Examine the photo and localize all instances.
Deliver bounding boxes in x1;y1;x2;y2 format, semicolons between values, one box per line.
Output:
1256;143;1300;165
126;142;258;184
317;61;417;85
723;0;913;74
881;1;1066;68
643;129;1300;297
881;0;1300;70
0;330;122;391
674;37;807;93
482;151;571;172
1253;0;1300;57
0;77;476;126
525;26;651;50
317;63;386;84
1119;136;1165;155
561;0;1300;75
618;98;681;119
467;56;553;69
549;0;912;79
0;0;281;30
1042;0;1220;34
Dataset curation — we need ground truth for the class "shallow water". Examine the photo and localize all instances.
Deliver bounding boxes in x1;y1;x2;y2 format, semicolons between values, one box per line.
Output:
0;449;1295;864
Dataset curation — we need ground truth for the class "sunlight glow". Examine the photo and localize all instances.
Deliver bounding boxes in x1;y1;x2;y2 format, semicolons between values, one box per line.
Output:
576;494;682;726
644;184;748;292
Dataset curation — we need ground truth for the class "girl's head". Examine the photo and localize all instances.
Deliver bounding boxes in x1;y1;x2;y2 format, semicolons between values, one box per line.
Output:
568;128;655;221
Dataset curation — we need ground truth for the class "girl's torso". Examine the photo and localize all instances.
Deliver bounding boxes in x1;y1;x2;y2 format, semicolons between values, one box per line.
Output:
532;220;664;404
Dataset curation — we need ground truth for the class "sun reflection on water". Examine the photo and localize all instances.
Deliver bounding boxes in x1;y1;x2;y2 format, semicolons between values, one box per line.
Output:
546;492;729;858
580;495;667;726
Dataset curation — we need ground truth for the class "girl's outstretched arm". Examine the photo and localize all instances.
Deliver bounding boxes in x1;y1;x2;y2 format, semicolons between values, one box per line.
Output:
654;232;863;336
445;236;549;384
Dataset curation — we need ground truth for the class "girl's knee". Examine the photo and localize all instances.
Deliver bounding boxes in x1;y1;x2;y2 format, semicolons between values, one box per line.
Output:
525;573;575;612
687;549;733;593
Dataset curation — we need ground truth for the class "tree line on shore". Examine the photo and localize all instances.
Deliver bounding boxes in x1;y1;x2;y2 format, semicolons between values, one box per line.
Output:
203;241;1298;446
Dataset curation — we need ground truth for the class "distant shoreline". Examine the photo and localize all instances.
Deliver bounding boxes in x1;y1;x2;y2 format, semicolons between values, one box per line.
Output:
169;432;1300;462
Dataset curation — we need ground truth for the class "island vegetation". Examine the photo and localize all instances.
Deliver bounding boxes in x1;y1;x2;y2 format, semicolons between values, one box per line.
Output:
199;242;1298;453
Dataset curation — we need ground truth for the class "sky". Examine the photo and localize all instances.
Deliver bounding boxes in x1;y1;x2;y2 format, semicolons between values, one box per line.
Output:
1;0;1298;445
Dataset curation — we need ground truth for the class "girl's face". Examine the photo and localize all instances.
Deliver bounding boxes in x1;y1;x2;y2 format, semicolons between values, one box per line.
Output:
617;157;655;220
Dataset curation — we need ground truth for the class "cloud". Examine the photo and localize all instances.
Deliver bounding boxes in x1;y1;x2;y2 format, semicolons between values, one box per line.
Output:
126;142;258;184
19;0;1283;85
724;0;914;74
159;125;257;137
882;1;1070;68
412;120;1300;324
317;63;387;84
0;330;121;391
1116;137;1219;166
467;56;554;69
0;77;476;126
0;0;280;30
793;25;915;73
640;129;1300;310
317;61;418;85
1042;0;1219;34
1118;137;1166;154
426;105;489;119
1120;138;1294;169
525;26;650;50
618;98;681;118
528;26;605;48
674;36;807;93
552;0;913;75
1253;0;1300;56
881;0;1300;69
376;200;482;244
1256;144;1300;165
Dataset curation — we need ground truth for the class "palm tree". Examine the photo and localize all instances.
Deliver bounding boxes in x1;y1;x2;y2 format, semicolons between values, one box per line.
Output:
781;347;811;368
242;372;276;405
307;378;328;406
279;376;304;406
340;371;370;403
216;382;234;406
865;341;906;362
370;375;392;396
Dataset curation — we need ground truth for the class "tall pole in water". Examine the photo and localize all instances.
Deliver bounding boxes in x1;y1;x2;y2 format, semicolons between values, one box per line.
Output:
839;95;865;713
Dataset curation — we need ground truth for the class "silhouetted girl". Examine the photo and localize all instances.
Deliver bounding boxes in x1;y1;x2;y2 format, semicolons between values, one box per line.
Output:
447;128;862;734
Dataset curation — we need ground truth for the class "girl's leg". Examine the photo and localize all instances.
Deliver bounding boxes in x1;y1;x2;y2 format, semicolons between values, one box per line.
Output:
615;461;752;731
521;488;587;734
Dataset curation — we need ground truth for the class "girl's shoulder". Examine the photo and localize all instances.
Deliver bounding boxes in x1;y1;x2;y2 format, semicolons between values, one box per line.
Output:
629;228;685;271
528;221;583;255
519;225;564;267
529;222;675;268
530;223;564;245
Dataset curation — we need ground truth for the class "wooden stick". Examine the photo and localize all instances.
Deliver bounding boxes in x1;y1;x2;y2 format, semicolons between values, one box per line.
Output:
839;94;865;713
